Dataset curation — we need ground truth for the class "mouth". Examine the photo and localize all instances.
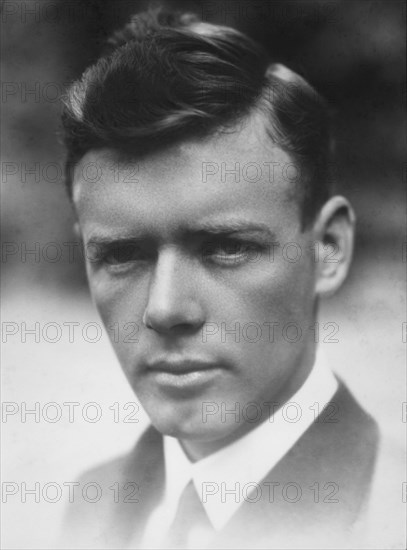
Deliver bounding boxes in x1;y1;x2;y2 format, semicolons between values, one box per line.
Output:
146;358;220;374
142;357;226;393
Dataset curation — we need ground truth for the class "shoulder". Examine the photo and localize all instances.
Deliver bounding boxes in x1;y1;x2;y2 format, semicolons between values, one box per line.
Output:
375;434;405;504
77;453;130;484
361;433;406;546
58;425;164;549
77;423;163;483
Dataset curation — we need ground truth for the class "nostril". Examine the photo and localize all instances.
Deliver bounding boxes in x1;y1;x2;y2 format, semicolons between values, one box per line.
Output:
174;323;200;334
142;304;205;334
142;310;152;329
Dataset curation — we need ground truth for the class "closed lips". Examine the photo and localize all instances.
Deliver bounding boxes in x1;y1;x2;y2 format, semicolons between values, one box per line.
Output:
145;359;221;374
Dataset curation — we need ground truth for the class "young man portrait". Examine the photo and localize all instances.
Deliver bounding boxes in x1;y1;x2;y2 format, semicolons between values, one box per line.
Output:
58;6;404;549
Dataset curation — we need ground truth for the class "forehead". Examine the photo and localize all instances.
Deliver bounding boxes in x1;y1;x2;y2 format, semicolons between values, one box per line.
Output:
73;113;301;236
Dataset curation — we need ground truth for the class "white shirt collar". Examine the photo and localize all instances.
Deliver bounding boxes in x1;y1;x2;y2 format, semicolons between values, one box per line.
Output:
164;349;338;531
140;349;338;545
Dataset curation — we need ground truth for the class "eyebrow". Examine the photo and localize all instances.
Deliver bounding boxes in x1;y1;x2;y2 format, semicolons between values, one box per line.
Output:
186;220;274;237
86;220;275;245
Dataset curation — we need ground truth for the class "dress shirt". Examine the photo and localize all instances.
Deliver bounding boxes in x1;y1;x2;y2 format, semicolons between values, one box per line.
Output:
138;349;338;549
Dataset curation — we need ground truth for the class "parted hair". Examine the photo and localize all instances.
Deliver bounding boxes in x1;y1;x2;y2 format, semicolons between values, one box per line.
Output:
62;5;334;227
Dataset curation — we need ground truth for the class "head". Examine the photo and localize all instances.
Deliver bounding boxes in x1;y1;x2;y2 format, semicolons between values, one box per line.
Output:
63;6;355;459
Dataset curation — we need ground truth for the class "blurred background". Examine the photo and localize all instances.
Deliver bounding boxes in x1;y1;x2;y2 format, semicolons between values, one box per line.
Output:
2;1;406;548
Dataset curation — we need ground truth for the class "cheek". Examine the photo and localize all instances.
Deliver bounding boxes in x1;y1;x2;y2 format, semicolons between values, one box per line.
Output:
87;266;148;320
86;274;148;364
222;253;315;326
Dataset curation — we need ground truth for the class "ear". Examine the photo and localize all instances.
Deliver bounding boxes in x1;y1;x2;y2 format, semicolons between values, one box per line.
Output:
313;196;356;297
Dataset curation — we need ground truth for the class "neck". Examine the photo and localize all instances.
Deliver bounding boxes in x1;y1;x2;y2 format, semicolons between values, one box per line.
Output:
180;343;317;462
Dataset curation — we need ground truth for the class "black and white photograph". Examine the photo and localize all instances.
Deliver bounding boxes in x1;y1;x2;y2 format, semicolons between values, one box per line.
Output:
2;1;406;548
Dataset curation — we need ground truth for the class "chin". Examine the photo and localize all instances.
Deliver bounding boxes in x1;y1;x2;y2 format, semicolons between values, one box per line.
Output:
149;410;242;444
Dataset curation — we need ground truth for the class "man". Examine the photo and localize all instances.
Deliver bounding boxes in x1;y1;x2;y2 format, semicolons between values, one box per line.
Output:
59;6;404;549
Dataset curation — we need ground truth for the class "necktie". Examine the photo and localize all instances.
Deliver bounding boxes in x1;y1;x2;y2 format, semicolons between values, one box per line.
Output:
165;479;215;549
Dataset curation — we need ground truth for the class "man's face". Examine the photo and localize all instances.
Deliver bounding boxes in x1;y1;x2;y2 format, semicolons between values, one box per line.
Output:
73;114;319;449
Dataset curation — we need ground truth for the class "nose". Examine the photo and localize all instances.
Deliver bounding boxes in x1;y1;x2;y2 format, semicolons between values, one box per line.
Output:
143;246;205;334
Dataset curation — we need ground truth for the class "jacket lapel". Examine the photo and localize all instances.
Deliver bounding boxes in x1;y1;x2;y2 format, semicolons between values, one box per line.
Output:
84;380;378;549
111;425;166;547
209;381;379;548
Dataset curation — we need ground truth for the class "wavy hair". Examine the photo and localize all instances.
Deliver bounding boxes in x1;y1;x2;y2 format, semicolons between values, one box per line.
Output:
62;6;334;227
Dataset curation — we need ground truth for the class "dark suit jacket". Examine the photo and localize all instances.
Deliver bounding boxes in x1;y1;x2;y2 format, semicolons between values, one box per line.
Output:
60;380;405;549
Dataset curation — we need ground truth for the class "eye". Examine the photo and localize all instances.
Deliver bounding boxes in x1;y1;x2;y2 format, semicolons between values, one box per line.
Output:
96;243;148;266
202;238;260;265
